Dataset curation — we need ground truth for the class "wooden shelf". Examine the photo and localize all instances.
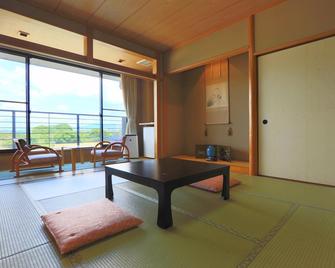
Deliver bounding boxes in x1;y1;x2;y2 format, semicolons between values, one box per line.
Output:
172;155;249;174
139;122;155;126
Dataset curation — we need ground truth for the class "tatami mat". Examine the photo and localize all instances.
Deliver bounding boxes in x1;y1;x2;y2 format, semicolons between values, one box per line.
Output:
117;182;293;241
0;244;73;268
35;176;335;268
36;184;255;267
20;171;126;201
1;170;335;268
39;187;104;213
66;187;254;268
0;185;49;259
234;174;335;211
249;206;335;268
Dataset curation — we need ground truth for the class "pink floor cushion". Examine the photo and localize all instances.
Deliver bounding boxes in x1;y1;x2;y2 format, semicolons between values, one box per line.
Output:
190;176;241;193
41;199;143;255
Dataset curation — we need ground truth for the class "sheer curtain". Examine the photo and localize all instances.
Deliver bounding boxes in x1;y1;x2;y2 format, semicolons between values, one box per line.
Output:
121;74;138;134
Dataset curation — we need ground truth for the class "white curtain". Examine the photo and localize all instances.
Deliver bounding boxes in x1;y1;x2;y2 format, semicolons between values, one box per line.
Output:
121;74;138;134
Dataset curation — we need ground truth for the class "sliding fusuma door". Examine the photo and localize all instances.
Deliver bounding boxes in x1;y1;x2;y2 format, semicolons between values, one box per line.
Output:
258;36;335;186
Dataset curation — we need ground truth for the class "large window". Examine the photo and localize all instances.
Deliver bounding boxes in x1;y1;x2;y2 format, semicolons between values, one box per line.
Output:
30;59;100;147
0;50;126;150
102;74;126;141
0;52;27;149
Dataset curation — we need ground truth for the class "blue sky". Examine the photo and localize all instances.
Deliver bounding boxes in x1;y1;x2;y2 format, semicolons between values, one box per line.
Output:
0;58;125;115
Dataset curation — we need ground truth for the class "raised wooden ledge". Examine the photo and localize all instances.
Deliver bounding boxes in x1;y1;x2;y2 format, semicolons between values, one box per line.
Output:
172;155;249;174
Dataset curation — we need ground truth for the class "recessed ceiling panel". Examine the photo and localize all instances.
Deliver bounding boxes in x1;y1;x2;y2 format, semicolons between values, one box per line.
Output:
89;0;149;30
56;0;105;23
112;0;193;40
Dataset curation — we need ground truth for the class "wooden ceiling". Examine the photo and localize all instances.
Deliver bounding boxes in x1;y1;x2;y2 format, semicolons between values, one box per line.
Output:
16;0;284;51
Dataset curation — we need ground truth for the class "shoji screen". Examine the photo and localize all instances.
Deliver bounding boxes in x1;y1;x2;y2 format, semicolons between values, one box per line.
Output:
258;36;335;186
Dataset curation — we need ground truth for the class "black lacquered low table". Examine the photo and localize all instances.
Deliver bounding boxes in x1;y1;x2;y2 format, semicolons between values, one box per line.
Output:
105;158;230;229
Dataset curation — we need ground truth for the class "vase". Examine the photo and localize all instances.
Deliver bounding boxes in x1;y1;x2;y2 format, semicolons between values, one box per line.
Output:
206;145;216;161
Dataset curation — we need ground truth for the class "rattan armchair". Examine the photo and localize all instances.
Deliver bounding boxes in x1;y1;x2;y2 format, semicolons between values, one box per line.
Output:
11;139;63;177
91;136;130;168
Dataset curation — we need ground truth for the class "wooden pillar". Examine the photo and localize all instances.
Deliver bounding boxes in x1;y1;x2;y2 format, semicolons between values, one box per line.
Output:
85;28;93;64
154;53;164;158
162;74;168;158
248;15;258;175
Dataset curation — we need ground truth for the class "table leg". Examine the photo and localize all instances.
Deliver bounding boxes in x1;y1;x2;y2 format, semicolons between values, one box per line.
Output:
157;187;173;229
222;167;230;200
79;148;84;164
61;147;65;166
105;172;114;200
71;148;76;172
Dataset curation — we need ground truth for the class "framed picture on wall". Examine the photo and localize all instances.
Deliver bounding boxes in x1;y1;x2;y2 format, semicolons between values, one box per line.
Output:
205;59;229;124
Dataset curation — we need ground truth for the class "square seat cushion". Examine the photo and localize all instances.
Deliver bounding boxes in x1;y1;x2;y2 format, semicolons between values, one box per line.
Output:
28;153;58;164
190;176;240;193
41;199;143;254
90;149;122;157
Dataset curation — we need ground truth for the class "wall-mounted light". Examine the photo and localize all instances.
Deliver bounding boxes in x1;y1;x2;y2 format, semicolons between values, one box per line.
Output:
18;30;30;38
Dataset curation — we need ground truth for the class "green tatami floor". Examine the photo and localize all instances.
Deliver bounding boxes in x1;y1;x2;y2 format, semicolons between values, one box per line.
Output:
0;171;335;267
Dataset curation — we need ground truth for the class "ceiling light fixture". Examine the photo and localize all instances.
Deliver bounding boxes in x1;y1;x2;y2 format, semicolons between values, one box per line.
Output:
136;59;152;67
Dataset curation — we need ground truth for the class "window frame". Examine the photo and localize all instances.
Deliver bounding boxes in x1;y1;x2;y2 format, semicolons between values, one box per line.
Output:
0;47;125;152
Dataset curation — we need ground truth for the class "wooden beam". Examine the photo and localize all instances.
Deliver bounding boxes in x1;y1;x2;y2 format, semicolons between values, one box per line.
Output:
248;15;258;176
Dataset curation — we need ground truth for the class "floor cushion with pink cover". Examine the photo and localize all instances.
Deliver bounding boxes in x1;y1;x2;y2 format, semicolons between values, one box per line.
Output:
190;176;240;193
41;199;143;254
